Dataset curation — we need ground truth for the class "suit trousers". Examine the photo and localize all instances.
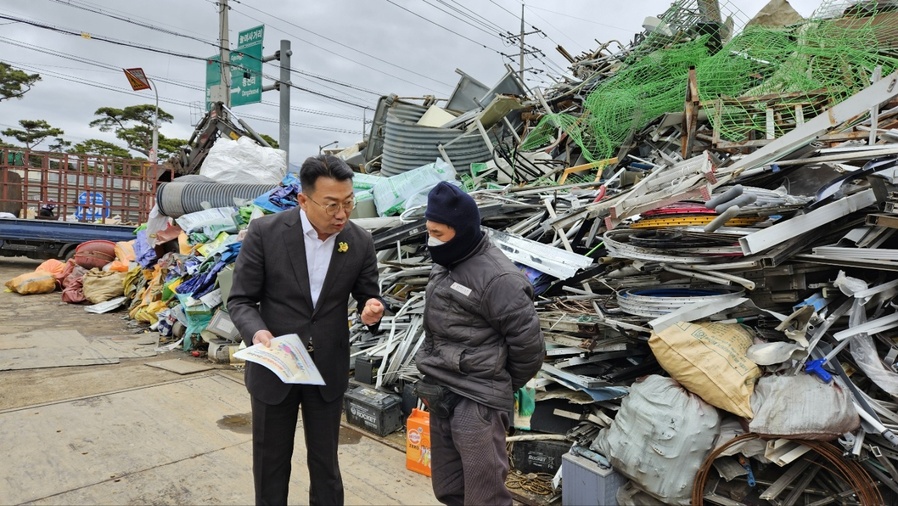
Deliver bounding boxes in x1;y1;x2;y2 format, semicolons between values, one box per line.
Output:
430;396;512;506
251;383;344;506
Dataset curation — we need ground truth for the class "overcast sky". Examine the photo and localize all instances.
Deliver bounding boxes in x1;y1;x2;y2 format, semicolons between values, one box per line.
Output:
1;0;824;166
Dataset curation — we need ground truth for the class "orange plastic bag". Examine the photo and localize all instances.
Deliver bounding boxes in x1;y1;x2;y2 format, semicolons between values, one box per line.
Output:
36;259;65;276
108;260;130;272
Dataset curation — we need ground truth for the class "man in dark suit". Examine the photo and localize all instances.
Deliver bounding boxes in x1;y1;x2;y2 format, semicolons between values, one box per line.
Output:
228;154;385;506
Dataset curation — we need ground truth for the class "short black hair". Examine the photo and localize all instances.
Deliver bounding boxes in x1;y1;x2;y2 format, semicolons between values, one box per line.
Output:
299;154;354;192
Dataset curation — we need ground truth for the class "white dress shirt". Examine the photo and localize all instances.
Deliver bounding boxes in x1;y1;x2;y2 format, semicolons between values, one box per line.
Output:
300;209;337;308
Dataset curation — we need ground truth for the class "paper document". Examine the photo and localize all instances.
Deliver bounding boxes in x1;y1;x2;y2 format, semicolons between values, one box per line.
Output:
233;333;325;385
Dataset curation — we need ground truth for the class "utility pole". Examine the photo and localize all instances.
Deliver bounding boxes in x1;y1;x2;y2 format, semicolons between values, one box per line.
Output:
262;40;292;160
219;0;230;107
148;77;158;163
501;3;544;82
519;3;525;81
278;40;290;156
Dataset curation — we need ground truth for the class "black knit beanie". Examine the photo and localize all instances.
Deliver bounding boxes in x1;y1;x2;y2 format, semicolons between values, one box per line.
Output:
424;182;483;267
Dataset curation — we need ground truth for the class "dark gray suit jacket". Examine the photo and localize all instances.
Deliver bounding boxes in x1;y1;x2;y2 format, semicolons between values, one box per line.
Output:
228;207;381;404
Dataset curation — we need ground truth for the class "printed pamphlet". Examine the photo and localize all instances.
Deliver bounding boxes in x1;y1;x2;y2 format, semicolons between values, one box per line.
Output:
233;333;325;385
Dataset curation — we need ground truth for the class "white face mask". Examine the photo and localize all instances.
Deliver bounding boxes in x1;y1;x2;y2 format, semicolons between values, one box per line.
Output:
427;236;447;247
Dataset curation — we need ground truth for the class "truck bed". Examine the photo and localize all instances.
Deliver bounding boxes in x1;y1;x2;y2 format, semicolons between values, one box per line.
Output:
0;218;136;260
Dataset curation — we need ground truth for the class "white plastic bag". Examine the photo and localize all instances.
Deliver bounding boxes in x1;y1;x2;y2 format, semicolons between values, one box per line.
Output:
749;374;859;440
175;207;238;236
591;375;720;505
200;136;287;185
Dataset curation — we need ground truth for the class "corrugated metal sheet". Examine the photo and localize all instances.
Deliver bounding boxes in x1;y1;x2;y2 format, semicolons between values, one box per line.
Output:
380;102;492;176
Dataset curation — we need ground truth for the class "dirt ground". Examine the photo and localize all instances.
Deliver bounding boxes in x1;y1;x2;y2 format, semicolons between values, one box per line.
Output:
0;256;230;411
0;256;447;505
0;257;544;505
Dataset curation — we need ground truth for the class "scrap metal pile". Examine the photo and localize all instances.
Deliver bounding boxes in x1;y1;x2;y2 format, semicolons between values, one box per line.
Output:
349;0;898;503
25;0;898;502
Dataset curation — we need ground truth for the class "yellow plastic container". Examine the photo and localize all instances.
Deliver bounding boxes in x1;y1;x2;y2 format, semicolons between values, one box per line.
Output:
406;408;431;476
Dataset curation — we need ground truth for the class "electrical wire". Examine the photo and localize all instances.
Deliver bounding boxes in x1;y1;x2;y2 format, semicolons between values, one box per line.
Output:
0;16;375;110
45;0;385;102
47;0;219;47
1;10;375;106
238;113;362;135
1;36;373;130
225;7;435;101
382;0;505;56
523;4;588;55
692;434;883;505
419;0;505;40
231;0;453;91
6;60;363;136
487;0;518;19
442;0;508;34
525;4;634;33
292;69;381;97
0;13;211;64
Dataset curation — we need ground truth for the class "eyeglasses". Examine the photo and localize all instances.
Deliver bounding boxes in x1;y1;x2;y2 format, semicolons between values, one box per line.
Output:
306;195;355;216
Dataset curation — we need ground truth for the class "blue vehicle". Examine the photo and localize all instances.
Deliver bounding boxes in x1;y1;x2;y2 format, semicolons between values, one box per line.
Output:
0;217;136;260
0;149;163;260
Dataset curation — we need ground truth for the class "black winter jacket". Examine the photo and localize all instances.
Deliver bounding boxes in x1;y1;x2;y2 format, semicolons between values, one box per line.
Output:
415;235;545;412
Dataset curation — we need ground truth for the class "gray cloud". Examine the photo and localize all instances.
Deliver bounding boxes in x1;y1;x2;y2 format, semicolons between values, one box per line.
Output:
0;0;822;163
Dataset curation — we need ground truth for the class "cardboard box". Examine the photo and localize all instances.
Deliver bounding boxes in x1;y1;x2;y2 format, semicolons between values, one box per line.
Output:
406;408;431;476
344;385;402;437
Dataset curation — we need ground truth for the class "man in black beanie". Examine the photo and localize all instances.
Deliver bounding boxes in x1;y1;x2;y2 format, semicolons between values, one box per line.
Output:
422;181;483;267
415;181;545;505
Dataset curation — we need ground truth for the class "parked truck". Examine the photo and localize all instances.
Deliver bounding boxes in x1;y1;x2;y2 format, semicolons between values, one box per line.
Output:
0;104;274;260
0;148;164;260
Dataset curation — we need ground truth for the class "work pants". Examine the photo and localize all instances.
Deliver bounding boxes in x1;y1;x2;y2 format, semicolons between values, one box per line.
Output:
251;384;344;506
430;396;512;506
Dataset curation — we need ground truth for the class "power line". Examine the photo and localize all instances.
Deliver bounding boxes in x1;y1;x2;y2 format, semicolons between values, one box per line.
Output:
0;12;212;64
418;0;504;40
50;0;382;100
382;0;506;56
8;47;366;121
9;61;193;108
487;0;518;19
443;0;508;34
231;0;453;91
48;0;386;102
239;113;362;136
0;13;375;110
8;61;363;136
293;69;381;97
439;0;504;34
48;0;219;47
523;5;588;55
525;4;633;33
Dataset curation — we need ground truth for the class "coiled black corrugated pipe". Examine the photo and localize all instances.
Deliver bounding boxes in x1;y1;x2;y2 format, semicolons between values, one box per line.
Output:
156;182;277;217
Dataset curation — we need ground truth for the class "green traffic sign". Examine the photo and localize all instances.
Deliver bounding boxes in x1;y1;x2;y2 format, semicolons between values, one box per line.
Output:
231;25;264;107
205;55;221;111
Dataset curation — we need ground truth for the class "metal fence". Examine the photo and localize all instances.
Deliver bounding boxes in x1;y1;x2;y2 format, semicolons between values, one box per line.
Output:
0;149;166;225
